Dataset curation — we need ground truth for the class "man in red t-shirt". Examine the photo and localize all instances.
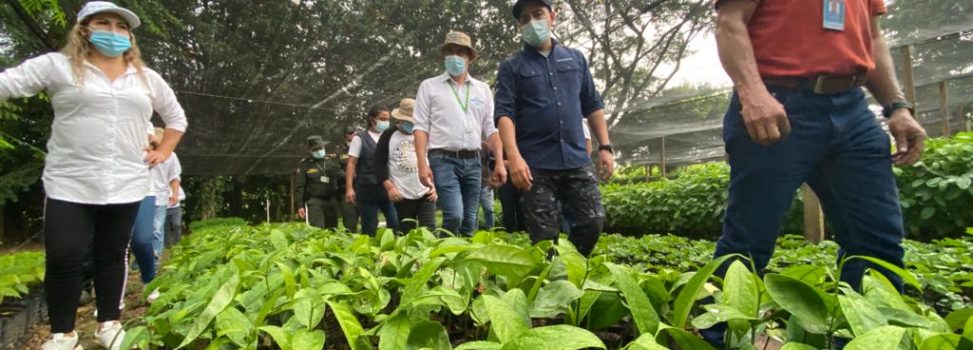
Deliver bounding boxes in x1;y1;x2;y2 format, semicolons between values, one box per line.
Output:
707;0;926;345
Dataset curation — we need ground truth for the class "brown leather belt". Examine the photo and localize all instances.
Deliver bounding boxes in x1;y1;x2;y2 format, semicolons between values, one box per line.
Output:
429;148;480;159
764;73;868;94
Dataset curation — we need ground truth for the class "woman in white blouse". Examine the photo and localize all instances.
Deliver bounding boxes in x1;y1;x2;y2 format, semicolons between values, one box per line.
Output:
0;2;187;349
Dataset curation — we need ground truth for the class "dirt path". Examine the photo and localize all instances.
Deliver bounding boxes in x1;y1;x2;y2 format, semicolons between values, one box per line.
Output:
22;272;148;349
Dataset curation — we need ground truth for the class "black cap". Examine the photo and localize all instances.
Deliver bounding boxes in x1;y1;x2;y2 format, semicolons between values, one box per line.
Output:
306;135;325;148
512;0;553;19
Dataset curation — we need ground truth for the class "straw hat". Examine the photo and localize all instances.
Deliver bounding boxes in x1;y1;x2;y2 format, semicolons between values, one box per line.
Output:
439;31;477;61
391;99;416;123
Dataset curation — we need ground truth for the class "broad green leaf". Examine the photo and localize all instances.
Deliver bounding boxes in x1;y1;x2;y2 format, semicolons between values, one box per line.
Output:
530;280;583;319
722;260;758;317
119;326;150;350
465;245;541;282
945;308;973;331
270;229;289;250
400;257;446;307
919;334;965;350
780;343;817;350
379;314;410;350
839;289;887;336
276;262;297;297
259;325;292;350
846;256;921;290
844;325;906;350
672;254;738;328
454;341;502;350
780;265;827;286
965;316;973;339
607;262;660;335
863;275;912;311
764;274;830;334
407;320;451;350
482;290;531;344
292;329;326;350
215;306;253;347
292;289;326;330
328;301;372;350
623;334;668;350
178;272;240;348
560;252;588;288
691;304;757;329
657;326;716;350
499;325;606;350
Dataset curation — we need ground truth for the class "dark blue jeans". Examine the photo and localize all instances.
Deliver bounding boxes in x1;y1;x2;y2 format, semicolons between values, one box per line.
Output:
357;184;398;236
130;196;157;283
704;87;907;345
430;153;482;236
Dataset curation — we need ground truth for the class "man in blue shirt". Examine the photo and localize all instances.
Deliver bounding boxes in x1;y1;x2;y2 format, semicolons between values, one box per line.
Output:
495;0;615;256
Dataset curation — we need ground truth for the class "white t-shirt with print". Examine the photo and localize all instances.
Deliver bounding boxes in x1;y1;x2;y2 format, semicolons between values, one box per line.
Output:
387;131;430;200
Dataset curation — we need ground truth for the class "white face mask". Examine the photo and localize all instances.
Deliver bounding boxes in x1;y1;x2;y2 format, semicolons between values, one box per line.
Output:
522;18;551;47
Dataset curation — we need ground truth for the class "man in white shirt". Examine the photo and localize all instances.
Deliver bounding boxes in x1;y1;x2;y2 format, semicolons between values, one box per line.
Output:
414;31;506;236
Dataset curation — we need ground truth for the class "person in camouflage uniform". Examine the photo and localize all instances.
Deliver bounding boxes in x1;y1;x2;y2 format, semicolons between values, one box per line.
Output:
295;135;343;229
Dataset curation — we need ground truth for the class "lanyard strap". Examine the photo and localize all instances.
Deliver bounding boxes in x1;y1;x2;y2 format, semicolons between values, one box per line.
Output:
448;82;470;114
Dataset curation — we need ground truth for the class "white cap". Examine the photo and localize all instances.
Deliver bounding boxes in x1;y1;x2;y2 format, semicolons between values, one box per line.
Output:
77;1;141;29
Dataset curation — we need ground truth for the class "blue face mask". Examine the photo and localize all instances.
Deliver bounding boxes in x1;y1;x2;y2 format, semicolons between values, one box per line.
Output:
522;19;551;48
311;149;326;159
399;122;414;134
375;120;390;132
89;30;132;58
444;55;466;77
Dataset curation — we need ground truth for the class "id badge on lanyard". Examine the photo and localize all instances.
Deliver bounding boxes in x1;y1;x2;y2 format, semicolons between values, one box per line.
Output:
823;0;846;32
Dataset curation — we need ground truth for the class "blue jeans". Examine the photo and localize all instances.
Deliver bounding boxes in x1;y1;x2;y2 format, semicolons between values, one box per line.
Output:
357;183;398;236
130;196;156;283
704;87;906;346
430;154;482;236
152;204;167;261
480;185;495;230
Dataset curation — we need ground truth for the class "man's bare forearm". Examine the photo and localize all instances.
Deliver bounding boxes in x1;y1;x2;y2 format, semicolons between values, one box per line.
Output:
865;19;905;106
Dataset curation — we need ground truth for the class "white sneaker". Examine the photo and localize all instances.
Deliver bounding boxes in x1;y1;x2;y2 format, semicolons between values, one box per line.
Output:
95;321;127;350
41;332;83;350
147;288;161;303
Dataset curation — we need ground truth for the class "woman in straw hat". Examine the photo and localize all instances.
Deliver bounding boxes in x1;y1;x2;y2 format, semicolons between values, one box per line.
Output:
0;2;187;348
375;98;438;233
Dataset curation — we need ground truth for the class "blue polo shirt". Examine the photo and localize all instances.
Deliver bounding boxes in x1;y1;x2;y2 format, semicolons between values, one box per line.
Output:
494;40;604;171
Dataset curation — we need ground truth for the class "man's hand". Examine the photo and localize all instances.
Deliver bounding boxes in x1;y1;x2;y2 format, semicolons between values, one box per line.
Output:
386;183;404;202
508;156;533;190
297;207;307;219
888;110;926;166
419;164;435;188
426;186;438;202
741;91;790;146
598;150;615;181
168;194;179;207
492;164;508;188
345;189;356;204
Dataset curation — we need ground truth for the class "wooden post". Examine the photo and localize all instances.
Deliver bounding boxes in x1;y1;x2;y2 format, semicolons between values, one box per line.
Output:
962;107;970;133
940;81;951;136
265;197;271;224
900;46;918;110
644;164;651;182
802;184;825;244
660;137;668;178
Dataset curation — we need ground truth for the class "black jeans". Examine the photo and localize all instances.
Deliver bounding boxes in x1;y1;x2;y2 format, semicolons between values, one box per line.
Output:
394;195;437;233
43;198;140;332
520;165;605;256
163;206;183;248
356;183;398;235
498;181;526;232
340;200;359;232
306;197;338;229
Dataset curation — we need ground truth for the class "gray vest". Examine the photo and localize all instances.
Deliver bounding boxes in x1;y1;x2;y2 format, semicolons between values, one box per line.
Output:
355;130;379;186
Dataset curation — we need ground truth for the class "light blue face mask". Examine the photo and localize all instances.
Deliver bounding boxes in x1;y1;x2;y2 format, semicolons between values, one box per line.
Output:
311;149;326;159
375;120;390;132
399;122;414;134
522;19;551;48
89;30;132;57
444;55;466;77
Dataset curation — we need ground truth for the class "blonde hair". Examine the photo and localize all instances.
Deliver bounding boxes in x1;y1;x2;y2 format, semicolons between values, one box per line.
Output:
60;16;148;85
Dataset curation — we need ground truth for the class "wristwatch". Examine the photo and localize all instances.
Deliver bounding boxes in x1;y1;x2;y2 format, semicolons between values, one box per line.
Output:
598;144;614;154
882;100;914;118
